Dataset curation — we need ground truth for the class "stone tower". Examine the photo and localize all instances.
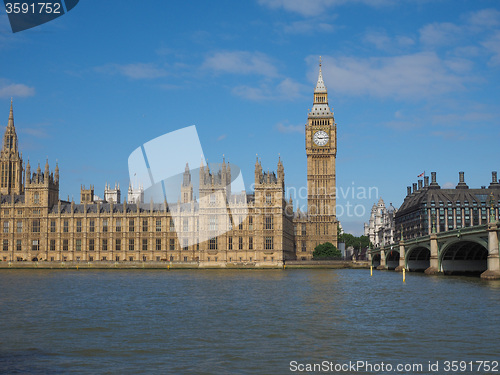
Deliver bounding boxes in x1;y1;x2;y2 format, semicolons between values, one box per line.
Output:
0;99;24;195
24;159;59;209
104;182;121;204
181;163;193;203
305;58;338;249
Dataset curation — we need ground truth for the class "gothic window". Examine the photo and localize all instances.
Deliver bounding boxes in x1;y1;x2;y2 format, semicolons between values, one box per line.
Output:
142;219;148;232
3;221;9;233
76;220;82;233
76;239;82;251
115;239;121;251
209;216;217;231
169;218;175;232
3;239;8;251
129;219;134;232
89;220;94;232
265;237;273;250
116;219;121;232
156;219;162;232
16;239;21;251
238;236;243;250
63;239;68;251
228;237;233;250
265;216;273;230
249;237;253;250
102;219;108;232
34;193;39;204
32;219;40;233
63;220;68;233
129;239;134;251
32;240;39;252
209;238;217;250
89;239;94;251
102;239;108;251
142;239;148;251
49;240;56;251
248;216;253;230
157;238;163;251
168;238;174;250
266;193;272;204
183;218;189;232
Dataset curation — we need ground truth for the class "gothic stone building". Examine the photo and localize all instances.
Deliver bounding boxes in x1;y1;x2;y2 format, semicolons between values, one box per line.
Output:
364;198;397;248
0;63;338;265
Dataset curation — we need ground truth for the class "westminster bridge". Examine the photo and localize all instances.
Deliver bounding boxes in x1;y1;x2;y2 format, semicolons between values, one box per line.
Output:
368;222;500;279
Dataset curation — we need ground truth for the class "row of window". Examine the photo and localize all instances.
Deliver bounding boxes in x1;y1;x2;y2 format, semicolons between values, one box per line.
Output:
3;236;276;252
2;255;277;263
1;216;263;233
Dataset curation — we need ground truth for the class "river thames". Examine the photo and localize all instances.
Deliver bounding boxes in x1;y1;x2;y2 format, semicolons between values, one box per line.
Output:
0;269;499;374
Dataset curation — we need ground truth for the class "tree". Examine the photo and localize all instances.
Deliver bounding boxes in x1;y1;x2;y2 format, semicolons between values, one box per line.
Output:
341;233;371;250
312;242;342;259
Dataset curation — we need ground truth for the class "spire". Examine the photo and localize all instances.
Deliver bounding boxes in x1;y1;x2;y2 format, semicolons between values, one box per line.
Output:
183;162;191;186
8;98;14;129
309;57;332;118
314;56;327;94
54;162;59;182
44;158;49;175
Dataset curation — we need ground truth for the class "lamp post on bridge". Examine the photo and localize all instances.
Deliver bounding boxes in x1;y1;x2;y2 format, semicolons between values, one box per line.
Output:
489;193;496;223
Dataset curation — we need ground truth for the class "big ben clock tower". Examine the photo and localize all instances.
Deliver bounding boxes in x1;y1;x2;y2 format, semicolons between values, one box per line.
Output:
306;58;338;252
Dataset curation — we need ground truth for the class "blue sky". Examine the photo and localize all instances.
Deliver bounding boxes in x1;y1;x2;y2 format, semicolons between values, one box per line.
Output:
1;0;500;235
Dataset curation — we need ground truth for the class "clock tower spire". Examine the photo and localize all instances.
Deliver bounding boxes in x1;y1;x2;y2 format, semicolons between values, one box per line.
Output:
305;58;338;256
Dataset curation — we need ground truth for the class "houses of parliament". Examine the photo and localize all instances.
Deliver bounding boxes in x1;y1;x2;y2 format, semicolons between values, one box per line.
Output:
0;63;338;266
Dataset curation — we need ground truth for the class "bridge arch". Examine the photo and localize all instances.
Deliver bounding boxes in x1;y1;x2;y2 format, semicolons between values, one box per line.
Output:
406;245;430;272
439;239;488;275
372;253;381;268
386;250;400;270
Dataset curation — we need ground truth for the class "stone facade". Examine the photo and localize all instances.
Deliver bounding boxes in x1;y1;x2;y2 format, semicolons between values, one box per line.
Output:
363;198;397;247
295;59;338;260
0;63;338;265
395;172;500;240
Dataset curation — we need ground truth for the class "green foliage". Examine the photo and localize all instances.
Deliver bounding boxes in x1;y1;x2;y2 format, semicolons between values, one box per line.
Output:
312;242;342;259
339;233;371;250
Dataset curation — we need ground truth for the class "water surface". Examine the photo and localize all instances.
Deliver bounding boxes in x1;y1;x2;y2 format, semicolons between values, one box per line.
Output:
0;269;499;374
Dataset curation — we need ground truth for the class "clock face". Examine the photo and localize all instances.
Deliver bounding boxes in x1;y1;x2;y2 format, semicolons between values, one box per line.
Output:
313;130;329;146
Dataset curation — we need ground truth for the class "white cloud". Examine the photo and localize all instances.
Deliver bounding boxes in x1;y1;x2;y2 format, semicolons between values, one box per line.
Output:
275;122;304;133
282;20;335;34
0;80;35;98
203;51;278;77
232;78;307;101
96;63;168;79
364;31;415;52
442;182;455;189
217;134;227;141
20;126;49;138
258;0;394;17
419;22;462;47
466;8;500;29
432;111;495;125
482;31;500;65
317;53;467;99
431;130;467;141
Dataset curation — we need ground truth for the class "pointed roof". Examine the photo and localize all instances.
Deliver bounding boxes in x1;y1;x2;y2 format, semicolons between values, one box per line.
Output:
315;57;327;93
8;98;14;129
309;57;333;118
